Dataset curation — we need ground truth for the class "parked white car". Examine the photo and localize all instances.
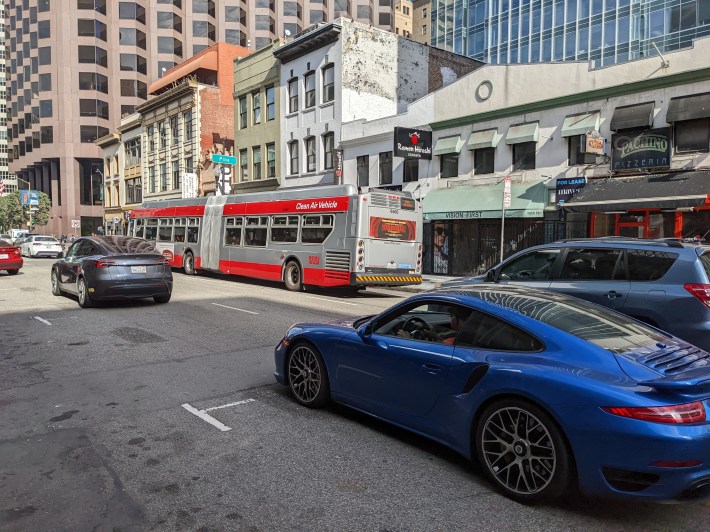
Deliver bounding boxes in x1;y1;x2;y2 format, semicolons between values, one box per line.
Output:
20;235;63;258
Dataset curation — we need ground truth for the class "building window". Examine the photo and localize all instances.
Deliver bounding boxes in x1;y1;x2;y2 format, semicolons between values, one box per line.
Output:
120;54;147;74
253;91;261;125
422;24;427;35
184;157;193;173
304;71;315;109
159;121;167;149
79;99;109;120
357;155;369;187
240;149;248;181
265;86;275;121
38;46;51;65
513;142;536;171
78;19;107;40
305;137;316;172
322;64;334;103
148;165;156;193
172;160;180;189
78;45;108;67
170;115;179;145
39;73;52;92
119;79;147;99
379;151;393;184
288;78;298;113
183;110;193;139
119;27;146;48
440;154;459;178
160;162;168;191
403;158;418;182
147;125;155;151
675;119;710;153
239;96;247;129
40;126;53;144
289;141;299;175
474;147;495;174
253;146;262;180
323;133;334;169
79;72;108;93
568;136;596;165
118;2;146;23
266;143;276;178
126;177;142;204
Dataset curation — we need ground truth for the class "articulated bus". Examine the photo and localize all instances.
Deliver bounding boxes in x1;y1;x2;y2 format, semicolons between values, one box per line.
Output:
127;184;423;291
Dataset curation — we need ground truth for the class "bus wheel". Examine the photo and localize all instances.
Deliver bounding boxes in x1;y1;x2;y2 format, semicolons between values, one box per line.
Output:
183;252;196;275
284;261;302;291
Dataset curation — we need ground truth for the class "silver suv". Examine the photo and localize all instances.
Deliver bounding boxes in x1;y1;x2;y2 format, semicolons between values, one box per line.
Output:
444;238;710;351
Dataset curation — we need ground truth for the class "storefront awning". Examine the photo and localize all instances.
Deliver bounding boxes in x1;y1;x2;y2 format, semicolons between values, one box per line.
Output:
562;171;710;213
505;123;539;145
433;135;464;156
561;111;600;137
467;129;500;150
423;181;547;220
610;102;655;131
666;92;710;122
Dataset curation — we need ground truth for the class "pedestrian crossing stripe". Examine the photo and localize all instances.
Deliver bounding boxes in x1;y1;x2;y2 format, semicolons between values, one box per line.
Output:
355;275;422;283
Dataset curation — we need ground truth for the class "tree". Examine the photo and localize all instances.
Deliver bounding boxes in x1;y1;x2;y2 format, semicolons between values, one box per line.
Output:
0;191;51;231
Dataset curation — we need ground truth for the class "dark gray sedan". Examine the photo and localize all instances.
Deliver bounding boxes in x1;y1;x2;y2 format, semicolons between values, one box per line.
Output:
51;236;173;308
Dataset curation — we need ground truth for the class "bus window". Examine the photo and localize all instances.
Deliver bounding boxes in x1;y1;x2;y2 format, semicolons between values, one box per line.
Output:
145;219;158;241
187;226;199;244
271;215;298;243
225;217;243;246
158;224;173;242
302;215;333;244
245;216;268;247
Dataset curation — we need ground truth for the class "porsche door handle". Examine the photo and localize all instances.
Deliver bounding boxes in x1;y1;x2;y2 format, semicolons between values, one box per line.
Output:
421;363;443;374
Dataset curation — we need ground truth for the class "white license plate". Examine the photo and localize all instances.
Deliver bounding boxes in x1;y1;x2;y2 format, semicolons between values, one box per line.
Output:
131;265;147;274
0;254;8;259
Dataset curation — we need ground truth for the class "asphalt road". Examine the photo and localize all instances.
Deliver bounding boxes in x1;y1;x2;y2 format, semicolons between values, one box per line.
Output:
1;259;708;531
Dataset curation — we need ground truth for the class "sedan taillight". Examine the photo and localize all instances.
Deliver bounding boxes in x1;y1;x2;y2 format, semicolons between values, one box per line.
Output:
602;402;706;424
96;259;117;268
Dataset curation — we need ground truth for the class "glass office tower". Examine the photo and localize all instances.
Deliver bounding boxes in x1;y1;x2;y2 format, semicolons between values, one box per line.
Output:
432;0;710;68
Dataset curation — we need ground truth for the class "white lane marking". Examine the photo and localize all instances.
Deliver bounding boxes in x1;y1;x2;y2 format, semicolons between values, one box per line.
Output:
52;316;78;320
34;316;52;326
305;295;358;306
181;403;232;432
204;398;255;412
211;302;259;315
0;288;18;291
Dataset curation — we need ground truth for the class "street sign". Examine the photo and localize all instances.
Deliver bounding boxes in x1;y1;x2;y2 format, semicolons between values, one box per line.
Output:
503;175;512;209
71;219;80;229
182;173;198;199
211;153;237;165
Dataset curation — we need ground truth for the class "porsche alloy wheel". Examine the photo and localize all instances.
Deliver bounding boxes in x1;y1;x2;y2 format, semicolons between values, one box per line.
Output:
476;399;571;502
287;342;329;408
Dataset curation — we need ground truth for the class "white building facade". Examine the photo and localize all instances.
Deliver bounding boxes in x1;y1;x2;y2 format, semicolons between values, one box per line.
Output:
340;37;710;275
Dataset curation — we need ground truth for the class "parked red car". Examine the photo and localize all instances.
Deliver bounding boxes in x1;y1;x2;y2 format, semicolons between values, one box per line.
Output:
0;238;23;275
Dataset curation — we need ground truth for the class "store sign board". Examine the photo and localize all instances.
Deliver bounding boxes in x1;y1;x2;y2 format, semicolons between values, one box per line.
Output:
584;130;605;155
611;127;671;171
394;127;432;160
556;177;586;204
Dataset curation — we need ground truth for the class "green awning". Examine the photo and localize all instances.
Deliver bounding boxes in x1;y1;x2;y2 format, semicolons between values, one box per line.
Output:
433;135;465;156
423;181;547;220
561;112;600;137
505;122;539;145
467;129;500;150
666;92;710;122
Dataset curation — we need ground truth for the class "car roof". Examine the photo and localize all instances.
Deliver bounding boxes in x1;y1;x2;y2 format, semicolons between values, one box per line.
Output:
540;237;707;253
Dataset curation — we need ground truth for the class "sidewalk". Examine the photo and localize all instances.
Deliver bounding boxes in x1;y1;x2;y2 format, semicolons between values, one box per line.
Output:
389;275;460;293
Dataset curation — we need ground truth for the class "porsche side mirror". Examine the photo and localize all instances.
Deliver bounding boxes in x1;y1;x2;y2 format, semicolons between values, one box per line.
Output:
358;322;373;338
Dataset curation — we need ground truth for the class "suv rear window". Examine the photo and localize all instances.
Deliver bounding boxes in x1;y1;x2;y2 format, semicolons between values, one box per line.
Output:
700;251;710;281
626;249;678;281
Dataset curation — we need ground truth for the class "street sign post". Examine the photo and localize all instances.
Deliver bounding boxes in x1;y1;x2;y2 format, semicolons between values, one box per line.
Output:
71;219;80;228
500;176;511;263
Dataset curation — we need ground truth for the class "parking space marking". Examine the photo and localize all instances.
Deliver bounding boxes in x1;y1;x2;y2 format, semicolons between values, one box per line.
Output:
34;316;52;326
203;398;255;412
181;403;232;432
211;302;259;315
305;295;358;306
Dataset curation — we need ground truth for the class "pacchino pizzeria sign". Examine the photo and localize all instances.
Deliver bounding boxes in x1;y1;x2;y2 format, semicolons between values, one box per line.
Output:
394;127;433;160
610;127;671;171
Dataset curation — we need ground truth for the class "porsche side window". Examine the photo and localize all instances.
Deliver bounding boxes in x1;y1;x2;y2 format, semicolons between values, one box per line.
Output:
499;249;560;281
374;303;468;345
457;310;543;352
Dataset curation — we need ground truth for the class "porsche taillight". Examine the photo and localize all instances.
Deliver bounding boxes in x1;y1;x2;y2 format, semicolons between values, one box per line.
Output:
602;402;706;424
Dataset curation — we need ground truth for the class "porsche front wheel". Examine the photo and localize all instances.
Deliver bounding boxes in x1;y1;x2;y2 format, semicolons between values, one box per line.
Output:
287;342;330;408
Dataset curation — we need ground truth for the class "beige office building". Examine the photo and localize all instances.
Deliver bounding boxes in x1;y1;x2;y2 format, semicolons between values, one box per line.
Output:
7;0;397;236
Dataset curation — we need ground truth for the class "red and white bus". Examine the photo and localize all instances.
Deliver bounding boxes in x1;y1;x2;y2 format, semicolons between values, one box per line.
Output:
127;184;423;290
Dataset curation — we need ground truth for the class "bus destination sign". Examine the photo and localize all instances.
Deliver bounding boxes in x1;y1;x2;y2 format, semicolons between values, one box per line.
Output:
369;217;416;241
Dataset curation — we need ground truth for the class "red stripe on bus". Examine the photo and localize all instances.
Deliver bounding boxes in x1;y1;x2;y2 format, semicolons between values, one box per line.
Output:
222;196;350;216
205;259;351;287
131;205;205;218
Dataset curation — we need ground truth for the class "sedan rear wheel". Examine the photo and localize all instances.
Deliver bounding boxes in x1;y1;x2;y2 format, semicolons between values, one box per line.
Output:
77;277;93;308
51;269;62;296
476;399;572;502
154;294;171;304
7;269;18;276
287;342;329;408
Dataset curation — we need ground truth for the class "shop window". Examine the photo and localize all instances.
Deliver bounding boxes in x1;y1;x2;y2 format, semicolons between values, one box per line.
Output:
440;154;459;178
568;135;597;165
379;151;393;184
513;142;536;171
674;118;710;153
357;155;369;187
474;147;495;174
403;158;418;182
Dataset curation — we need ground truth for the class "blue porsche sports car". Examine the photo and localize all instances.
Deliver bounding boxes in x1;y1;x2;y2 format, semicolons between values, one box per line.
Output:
274;285;710;503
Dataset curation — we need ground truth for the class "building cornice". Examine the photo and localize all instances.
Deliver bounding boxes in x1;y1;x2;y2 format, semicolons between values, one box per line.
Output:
137;80;198;115
95;133;120;148
430;67;710;130
273;23;342;64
